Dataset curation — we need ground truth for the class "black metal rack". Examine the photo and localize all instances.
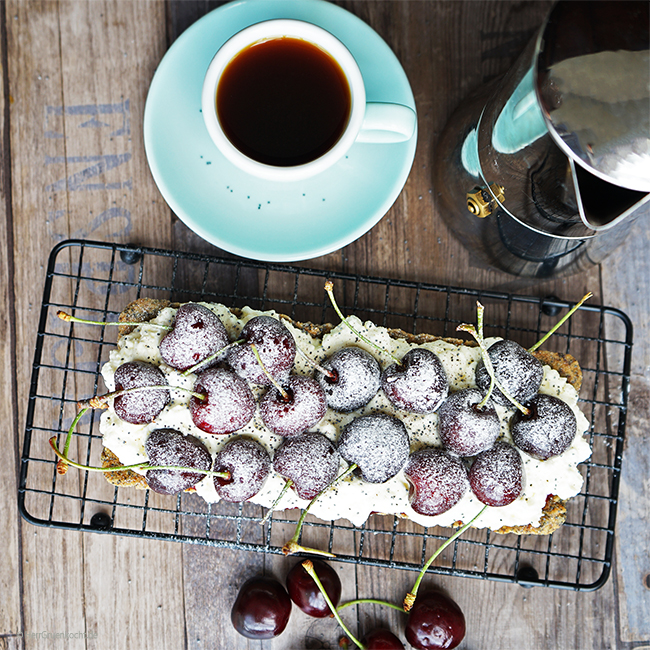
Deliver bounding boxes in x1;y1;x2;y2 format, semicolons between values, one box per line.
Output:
19;239;631;591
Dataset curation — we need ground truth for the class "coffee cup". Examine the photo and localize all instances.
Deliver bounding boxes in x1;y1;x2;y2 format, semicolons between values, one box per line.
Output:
201;19;416;182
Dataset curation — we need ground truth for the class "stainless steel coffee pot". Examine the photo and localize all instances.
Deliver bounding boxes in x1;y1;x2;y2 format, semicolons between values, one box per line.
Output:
433;1;650;277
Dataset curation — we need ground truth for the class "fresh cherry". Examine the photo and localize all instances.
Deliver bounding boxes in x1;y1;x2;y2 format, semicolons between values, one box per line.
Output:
381;348;448;414
259;375;327;437
159;303;229;372
337;413;409;483
273;432;340;500
511;393;577;460
469;441;524;506
228;315;296;385
405;590;466;649
113;361;169;424
437;388;500;457
144;428;212;495
404;448;469;516
316;346;381;412
475;339;543;408
286;558;341;618
189;367;255;434
213;437;271;502
362;629;406;649
231;576;292;639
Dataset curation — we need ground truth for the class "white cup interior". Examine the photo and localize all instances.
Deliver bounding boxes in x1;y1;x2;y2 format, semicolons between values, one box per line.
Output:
201;19;366;182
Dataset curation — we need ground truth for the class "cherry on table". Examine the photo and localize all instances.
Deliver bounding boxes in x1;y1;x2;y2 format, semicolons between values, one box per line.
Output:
144;428;212;495
189;367;255;435
228;315;296;385
381;347;448;414
231;576;292;639
316;346;381;412
438;388;500;457
362;629;406;649
259;374;326;437
159;303;229;372
285;558;341;618
405;590;466;649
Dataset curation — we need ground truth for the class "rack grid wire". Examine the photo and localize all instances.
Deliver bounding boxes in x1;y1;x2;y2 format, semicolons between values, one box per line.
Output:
19;239;631;591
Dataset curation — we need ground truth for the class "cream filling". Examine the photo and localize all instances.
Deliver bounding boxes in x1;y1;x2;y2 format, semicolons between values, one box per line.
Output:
99;304;591;530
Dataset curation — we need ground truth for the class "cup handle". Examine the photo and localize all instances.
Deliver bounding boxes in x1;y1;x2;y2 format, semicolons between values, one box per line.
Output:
356;103;417;144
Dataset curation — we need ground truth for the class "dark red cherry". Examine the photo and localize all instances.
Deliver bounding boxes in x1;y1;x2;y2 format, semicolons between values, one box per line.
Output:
190;367;255;434
144;428;212;495
273;433;340;500
228;315;296;385
381;348;448;414
337;413;409;483
475;339;543;407
159;303;229;371
214;438;271;502
363;629;405;649
113;361;169;424
438;388;500;457
511;393;576;460
285;559;341;618
231;576;292;639
469;441;524;506
404;448;469;516
316;346;381;412
405;590;466;649
259;375;327;437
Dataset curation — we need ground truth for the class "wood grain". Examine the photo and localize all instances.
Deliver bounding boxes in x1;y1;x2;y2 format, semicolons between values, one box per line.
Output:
2;1;646;649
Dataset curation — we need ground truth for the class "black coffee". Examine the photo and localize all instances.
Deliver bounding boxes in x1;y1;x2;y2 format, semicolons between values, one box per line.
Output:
216;37;351;167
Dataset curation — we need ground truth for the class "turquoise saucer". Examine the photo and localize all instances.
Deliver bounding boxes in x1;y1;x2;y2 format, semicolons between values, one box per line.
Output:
143;0;417;262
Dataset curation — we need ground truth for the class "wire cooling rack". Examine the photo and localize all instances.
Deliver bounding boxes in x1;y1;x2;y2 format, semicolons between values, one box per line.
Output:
19;239;631;591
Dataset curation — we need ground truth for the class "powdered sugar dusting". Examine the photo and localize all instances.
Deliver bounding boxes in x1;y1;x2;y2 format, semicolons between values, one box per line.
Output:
113;361;170;425
190;368;255;434
159;303;229;371
273;433;340;500
145;428;212;495
469;441;524;506
214;438;271;502
438;388;500;456
512;394;577;460
337;414;409;483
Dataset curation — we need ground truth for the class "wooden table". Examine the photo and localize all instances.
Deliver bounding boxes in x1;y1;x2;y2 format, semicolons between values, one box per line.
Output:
2;1;648;648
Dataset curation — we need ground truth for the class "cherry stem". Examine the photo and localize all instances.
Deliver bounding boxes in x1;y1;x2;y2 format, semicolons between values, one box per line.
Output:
282;463;358;557
324;280;401;366
49;437;230;479
457;302;530;416
337;598;404;613
57;406;90;474
528;292;593;352
296;346;337;381
302;560;366;650
182;338;245;376
78;384;206;410
261;479;293;524
403;505;488;612
57;310;171;330
250;343;290;400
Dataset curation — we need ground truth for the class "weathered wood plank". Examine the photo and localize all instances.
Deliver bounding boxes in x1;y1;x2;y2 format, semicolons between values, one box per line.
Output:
0;0;23;638
600;216;650;643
